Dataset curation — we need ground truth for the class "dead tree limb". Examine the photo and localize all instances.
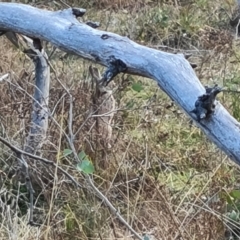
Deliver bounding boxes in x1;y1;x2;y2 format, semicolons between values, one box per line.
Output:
0;3;240;164
1;3;239;239
1;32;51;224
22;36;50;154
4;32;50;153
0;3;240;173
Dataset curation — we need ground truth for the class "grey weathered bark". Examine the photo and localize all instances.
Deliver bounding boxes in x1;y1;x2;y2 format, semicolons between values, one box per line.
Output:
3;32;50;153
23;38;50;154
0;3;240;165
1;33;50;224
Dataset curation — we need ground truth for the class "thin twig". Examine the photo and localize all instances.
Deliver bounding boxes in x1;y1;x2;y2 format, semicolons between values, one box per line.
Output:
0;136;81;188
91;107;122;118
0;73;9;82
17;153;41;226
15;152;35;225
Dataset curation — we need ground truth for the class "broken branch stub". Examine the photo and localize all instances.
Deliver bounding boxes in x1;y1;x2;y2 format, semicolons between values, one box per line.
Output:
0;3;240;164
192;85;222;121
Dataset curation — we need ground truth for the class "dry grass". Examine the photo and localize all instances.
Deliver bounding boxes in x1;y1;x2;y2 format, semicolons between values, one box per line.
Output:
1;0;240;239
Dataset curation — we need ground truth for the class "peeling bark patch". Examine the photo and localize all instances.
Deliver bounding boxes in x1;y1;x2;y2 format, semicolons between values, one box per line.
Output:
101;34;109;40
191;85;222;121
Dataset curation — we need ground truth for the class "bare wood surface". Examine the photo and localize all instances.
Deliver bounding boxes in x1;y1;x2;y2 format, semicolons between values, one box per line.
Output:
0;3;240;164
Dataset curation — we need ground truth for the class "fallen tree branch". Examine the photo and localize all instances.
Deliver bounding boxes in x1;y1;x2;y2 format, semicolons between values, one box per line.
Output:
0;3;239;164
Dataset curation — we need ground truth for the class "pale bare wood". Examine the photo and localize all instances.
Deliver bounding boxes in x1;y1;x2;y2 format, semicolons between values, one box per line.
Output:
0;3;239;165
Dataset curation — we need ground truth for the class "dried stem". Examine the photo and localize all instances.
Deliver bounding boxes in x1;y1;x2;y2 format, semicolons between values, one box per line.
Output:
0;136;82;189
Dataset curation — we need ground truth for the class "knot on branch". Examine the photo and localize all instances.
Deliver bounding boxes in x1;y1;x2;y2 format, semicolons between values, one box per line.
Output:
192;85;222;121
86;21;100;29
101;56;127;86
72;8;86;18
